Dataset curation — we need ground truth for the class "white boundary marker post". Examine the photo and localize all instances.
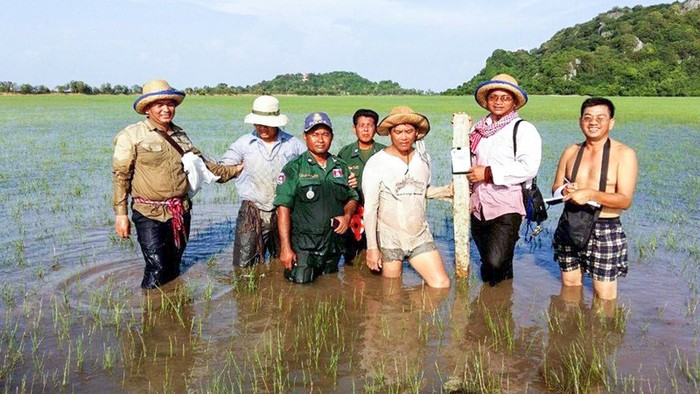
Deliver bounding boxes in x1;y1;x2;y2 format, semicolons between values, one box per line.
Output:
451;113;472;278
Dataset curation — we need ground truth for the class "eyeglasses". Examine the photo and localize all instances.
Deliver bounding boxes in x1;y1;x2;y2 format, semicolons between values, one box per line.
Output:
487;95;514;103
581;115;610;123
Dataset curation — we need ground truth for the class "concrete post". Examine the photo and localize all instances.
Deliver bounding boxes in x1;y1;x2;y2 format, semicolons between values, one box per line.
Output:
451;113;472;278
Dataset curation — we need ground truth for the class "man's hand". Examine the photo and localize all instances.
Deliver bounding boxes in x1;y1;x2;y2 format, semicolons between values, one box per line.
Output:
279;246;297;270
563;188;596;206
233;161;245;177
348;172;358;189
467;165;491;183
115;215;130;238
332;214;351;234
366;248;382;271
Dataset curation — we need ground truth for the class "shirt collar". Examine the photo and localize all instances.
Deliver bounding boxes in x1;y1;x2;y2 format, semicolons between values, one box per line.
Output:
144;119;182;133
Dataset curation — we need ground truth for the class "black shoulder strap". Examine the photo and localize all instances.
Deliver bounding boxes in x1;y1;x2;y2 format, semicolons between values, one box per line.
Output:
571;138;611;192
154;129;185;157
599;138;611;192
512;119;525;157
571;143;586;182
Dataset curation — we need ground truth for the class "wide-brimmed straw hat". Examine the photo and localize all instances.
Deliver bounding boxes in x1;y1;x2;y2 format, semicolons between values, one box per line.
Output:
133;79;186;114
244;95;289;127
377;106;430;140
474;73;528;110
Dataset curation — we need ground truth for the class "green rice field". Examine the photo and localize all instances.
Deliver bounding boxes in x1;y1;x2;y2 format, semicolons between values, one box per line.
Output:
0;94;698;392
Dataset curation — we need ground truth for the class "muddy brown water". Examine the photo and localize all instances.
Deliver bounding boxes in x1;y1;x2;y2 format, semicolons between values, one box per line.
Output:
1;201;697;393
0;98;698;391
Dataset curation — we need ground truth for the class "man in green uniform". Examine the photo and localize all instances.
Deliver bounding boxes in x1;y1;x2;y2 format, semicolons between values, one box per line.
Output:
274;112;359;283
336;109;386;265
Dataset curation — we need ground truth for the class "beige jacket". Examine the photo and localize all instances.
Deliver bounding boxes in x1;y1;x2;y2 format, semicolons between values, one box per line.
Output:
112;119;238;221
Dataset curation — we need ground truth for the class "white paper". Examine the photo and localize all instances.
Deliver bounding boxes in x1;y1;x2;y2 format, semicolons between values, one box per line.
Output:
545;184;601;207
450;147;471;174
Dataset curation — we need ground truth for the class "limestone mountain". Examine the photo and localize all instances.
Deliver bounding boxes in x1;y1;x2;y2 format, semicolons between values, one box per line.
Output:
445;0;700;96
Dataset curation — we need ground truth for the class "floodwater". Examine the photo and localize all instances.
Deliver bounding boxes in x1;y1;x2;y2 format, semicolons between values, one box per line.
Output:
0;96;698;392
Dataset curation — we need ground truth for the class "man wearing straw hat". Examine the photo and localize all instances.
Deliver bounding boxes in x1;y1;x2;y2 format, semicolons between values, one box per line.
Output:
468;74;542;286
274;112;359;283
220;95;306;268
362;106;452;288
113;79;243;289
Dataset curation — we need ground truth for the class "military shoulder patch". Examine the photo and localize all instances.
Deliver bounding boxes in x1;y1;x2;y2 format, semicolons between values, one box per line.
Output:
276;173;286;185
332;168;344;178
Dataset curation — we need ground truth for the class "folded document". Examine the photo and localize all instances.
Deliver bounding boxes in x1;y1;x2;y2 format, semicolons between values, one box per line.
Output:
545;184;600;208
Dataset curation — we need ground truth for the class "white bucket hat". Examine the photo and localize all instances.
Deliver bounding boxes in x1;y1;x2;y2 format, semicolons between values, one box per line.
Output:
243;95;289;127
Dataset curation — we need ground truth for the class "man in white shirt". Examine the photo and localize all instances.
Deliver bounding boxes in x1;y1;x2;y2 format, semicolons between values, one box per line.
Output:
467;74;542;286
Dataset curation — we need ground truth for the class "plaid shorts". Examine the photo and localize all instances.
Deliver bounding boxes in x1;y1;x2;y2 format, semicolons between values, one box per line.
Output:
554;217;628;282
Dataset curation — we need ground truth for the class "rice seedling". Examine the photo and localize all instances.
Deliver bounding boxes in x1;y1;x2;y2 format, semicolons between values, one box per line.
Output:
0;95;699;392
675;348;700;388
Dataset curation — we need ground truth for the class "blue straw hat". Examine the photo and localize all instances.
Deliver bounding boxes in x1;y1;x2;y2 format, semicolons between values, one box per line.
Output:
474;73;528;110
133;79;186;114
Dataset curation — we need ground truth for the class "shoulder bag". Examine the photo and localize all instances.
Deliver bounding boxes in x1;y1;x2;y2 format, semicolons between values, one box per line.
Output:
513;120;548;237
554;138;611;250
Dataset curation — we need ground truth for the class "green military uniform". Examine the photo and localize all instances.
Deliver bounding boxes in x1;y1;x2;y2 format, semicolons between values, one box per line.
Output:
336;141;385;264
337;141;386;204
274;151;359;283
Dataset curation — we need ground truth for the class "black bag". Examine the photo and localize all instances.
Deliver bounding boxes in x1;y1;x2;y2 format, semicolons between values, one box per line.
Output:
554;139;610;249
513;120;547;235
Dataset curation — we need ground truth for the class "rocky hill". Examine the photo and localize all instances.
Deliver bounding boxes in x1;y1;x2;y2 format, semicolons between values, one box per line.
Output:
444;0;700;96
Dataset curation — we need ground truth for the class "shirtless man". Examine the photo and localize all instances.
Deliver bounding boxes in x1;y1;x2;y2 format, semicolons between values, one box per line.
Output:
552;97;638;300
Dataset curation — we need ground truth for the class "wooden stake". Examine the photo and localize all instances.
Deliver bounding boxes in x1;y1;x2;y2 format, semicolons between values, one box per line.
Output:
452;113;472;278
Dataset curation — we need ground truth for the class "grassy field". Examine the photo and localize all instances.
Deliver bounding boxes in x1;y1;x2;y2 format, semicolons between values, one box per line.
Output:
0;94;698;392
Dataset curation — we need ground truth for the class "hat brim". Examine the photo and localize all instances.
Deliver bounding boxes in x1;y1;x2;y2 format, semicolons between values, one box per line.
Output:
134;90;185;114
474;80;528;110
244;113;289;127
377;113;430;140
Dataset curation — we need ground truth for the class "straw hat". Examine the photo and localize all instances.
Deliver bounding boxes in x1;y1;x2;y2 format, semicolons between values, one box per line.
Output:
133;79;186;114
474;73;528;110
244;95;289;127
377;106;431;140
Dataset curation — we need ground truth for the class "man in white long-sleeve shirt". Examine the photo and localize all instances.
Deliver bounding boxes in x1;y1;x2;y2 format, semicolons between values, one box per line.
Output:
467;74;542;286
363;106;451;288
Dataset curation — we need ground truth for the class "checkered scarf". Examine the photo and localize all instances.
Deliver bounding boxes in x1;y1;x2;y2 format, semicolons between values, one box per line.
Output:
470;111;519;153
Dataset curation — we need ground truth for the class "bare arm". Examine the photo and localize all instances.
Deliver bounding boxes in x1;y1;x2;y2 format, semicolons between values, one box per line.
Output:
277;205;296;269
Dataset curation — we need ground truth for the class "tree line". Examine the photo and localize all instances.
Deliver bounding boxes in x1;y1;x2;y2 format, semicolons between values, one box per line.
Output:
0;71;428;96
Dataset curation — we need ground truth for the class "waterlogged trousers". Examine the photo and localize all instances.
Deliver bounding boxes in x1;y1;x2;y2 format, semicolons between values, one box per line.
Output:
132;210;191;289
232;201;279;268
471;213;522;286
284;250;340;284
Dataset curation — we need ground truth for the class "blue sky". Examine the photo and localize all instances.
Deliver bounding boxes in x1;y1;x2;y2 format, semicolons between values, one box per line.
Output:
1;0;668;92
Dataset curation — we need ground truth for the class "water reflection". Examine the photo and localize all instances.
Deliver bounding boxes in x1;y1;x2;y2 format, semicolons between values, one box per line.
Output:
358;277;449;390
540;285;626;392
121;285;195;393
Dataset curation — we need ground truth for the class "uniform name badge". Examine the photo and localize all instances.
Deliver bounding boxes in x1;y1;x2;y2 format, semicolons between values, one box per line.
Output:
306;186;315;199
